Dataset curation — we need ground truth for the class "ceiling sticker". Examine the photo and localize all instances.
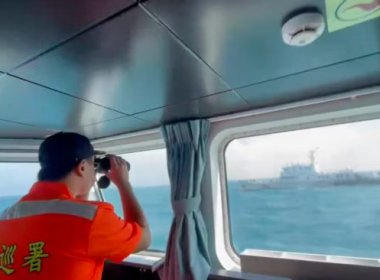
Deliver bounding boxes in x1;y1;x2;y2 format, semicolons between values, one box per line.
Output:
326;0;380;32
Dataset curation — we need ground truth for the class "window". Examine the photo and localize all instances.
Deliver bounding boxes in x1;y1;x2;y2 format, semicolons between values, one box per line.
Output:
225;119;380;259
0;163;40;213
101;149;172;251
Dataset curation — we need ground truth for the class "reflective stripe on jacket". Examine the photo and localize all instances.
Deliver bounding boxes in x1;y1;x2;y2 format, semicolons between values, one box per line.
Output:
0;182;142;280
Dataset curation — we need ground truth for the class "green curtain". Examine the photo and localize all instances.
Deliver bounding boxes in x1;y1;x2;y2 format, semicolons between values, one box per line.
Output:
161;119;211;280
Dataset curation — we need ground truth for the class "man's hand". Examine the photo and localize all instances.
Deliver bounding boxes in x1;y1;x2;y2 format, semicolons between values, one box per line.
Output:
106;155;130;188
104;154;151;252
76;193;89;200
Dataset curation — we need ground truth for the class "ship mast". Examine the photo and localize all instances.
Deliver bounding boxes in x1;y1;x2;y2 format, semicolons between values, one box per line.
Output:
309;148;319;167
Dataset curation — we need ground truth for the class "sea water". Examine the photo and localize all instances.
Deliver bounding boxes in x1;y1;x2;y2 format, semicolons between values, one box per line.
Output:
1;182;380;259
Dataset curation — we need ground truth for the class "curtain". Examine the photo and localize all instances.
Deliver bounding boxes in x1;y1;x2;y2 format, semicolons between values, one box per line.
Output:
161;119;211;280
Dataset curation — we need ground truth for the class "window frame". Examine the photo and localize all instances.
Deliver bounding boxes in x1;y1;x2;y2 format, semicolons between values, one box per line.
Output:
2;87;380;269
207;86;380;269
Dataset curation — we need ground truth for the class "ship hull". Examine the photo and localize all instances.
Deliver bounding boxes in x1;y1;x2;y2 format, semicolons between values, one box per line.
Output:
241;179;380;190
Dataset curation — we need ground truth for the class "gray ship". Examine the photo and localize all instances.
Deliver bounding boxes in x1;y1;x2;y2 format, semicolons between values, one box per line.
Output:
242;150;380;190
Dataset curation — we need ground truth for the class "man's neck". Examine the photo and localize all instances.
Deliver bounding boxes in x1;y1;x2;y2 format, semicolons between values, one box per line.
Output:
59;177;78;198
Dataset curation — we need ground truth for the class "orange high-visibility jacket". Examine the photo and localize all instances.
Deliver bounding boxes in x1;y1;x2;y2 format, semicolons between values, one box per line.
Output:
0;182;142;280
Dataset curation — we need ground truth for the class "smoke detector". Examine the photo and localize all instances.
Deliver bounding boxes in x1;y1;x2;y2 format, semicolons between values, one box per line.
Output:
282;12;325;47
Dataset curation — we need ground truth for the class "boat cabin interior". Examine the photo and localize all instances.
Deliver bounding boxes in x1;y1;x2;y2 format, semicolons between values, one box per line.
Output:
1;0;380;279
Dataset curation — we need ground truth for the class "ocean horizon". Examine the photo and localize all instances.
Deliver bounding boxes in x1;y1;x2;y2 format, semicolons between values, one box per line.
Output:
1;181;380;259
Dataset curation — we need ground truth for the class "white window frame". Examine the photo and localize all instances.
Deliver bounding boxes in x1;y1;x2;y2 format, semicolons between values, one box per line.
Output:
2;86;380;271
206;86;380;269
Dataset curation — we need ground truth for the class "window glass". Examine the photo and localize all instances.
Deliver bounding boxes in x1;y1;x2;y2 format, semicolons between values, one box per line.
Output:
101;149;172;251
0;163;40;212
225;119;380;258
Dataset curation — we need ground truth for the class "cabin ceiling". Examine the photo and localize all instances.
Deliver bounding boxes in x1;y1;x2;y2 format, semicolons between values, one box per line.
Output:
0;0;380;140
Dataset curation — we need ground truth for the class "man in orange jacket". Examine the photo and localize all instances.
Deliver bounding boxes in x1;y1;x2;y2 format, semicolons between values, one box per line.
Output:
0;132;151;280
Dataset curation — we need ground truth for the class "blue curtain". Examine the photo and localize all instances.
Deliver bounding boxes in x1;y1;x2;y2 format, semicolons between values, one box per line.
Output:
161;119;211;280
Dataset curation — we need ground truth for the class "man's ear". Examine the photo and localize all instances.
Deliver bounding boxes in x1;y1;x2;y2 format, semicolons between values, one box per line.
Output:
74;160;86;177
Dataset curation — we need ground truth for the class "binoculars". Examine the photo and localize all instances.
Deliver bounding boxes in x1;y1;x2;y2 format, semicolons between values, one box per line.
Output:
94;156;130;189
